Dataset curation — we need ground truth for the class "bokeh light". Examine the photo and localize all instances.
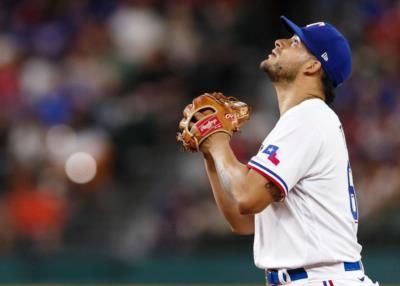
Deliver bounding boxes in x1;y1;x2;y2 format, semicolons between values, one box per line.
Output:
65;152;97;184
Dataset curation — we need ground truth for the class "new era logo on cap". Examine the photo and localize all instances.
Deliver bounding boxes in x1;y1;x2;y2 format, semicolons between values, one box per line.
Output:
306;22;326;28
280;16;352;87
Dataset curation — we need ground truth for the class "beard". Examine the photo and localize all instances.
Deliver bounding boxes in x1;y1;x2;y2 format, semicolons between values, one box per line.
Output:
260;58;299;83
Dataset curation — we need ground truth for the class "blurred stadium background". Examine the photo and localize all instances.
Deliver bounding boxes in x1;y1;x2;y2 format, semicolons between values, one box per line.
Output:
0;0;398;284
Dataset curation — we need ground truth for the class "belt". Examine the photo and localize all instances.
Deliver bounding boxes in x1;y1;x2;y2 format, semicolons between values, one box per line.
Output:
266;261;362;285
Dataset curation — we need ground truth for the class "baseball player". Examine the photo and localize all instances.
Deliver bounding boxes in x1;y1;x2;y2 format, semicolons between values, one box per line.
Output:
180;16;379;285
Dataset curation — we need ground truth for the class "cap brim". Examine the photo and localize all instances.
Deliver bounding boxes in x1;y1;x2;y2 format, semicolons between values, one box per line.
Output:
280;16;306;42
280;16;317;63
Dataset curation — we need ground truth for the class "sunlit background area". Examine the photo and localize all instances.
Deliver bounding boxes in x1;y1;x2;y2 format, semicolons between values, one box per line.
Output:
0;0;398;284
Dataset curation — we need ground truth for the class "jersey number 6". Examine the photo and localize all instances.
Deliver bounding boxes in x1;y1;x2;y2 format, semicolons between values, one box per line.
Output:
347;161;359;222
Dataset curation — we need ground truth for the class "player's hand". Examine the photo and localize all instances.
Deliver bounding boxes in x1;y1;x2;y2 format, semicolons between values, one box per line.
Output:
176;92;251;152
200;132;230;155
188;110;230;155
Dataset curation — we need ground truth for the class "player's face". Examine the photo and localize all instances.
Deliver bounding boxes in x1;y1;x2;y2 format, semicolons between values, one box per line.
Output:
260;35;314;83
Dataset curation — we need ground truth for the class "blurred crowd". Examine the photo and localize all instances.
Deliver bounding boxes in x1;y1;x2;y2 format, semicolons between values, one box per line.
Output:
0;0;398;261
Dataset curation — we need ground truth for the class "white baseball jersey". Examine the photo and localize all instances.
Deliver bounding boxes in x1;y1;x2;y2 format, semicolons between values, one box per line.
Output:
247;98;362;270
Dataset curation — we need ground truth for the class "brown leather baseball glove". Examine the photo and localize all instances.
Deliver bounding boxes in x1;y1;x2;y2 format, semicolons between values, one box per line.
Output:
177;92;251;152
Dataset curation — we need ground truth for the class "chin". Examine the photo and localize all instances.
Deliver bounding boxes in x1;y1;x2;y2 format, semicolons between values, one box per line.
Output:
259;59;268;69
260;59;271;72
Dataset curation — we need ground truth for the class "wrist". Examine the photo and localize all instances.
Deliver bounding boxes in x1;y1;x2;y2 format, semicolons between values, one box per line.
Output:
208;132;231;154
199;132;231;155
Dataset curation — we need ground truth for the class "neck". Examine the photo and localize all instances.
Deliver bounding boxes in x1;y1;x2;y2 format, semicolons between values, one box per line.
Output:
273;80;325;115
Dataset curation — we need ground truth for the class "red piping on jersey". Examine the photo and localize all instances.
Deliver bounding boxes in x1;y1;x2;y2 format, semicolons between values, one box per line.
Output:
328;280;334;286
247;164;287;199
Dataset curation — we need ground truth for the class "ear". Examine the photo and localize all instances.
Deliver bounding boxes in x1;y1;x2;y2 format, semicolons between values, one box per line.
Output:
303;59;322;76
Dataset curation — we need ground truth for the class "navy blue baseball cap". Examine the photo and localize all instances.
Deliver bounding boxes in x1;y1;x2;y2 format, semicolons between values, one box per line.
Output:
280;16;352;87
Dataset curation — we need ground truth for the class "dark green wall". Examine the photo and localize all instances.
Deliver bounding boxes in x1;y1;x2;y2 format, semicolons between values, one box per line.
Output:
0;246;397;284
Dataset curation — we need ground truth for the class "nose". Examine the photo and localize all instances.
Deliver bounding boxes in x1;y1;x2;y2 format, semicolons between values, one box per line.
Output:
275;39;283;48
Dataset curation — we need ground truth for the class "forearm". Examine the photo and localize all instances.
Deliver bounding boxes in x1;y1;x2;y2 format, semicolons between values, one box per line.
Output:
203;153;254;235
208;140;252;208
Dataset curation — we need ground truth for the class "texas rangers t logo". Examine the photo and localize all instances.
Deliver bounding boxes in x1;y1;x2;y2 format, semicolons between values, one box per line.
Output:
262;144;280;166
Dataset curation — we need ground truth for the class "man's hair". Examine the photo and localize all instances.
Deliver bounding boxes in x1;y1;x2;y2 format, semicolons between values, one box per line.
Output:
321;71;336;104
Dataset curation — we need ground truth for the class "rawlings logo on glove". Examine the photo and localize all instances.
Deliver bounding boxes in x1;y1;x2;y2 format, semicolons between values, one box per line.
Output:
177;92;251;152
197;115;222;135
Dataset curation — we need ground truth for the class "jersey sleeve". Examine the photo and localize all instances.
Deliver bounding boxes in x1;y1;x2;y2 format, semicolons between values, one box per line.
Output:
247;117;323;198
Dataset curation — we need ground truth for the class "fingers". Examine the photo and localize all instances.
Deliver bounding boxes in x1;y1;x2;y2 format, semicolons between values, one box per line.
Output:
203;109;214;116
183;109;215;129
189;112;203;129
193;112;204;121
190;110;214;127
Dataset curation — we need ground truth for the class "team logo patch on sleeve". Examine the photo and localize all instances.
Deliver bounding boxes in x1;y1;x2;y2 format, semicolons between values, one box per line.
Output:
262;144;280;166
